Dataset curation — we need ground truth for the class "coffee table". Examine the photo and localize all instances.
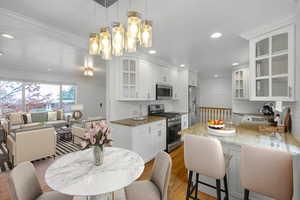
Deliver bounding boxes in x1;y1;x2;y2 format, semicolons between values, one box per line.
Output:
56;127;72;141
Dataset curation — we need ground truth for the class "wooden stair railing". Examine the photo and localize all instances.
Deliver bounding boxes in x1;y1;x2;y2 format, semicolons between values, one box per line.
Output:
199;107;232;123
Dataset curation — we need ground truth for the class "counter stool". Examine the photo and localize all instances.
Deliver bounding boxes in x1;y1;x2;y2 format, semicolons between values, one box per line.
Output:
184;135;232;200
240;145;293;200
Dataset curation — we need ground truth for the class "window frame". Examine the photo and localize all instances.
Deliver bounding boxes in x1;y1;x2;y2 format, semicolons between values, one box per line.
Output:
0;78;77;115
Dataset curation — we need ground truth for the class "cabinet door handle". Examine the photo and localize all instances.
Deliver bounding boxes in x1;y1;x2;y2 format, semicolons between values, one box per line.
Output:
158;130;161;136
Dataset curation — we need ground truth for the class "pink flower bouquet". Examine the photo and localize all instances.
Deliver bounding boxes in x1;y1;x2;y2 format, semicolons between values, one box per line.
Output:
80;120;112;150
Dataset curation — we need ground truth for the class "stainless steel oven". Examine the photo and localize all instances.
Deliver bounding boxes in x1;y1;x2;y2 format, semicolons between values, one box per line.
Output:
156;84;173;100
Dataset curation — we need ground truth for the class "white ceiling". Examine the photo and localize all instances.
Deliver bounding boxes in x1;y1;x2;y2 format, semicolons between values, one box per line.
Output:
0;0;298;77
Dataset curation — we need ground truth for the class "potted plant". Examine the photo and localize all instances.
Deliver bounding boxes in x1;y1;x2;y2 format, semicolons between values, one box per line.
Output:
80;120;112;166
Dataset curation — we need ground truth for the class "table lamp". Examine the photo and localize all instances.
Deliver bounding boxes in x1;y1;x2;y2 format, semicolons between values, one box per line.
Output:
71;104;84;120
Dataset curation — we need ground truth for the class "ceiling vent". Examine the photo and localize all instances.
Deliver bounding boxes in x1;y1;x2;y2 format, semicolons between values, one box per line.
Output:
93;0;119;8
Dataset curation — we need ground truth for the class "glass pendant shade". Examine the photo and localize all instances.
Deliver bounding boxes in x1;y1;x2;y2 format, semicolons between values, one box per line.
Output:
112;23;125;56
127;11;141;39
84;67;94;77
89;33;100;55
141;20;153;48
126;31;137;53
99;27;112;60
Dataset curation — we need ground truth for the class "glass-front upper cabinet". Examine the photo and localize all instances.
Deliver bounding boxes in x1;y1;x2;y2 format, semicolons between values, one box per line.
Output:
249;25;295;101
120;57;138;99
232;67;249;99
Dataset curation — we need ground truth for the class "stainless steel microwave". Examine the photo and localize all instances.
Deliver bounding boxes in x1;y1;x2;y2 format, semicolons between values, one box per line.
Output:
156;84;173;100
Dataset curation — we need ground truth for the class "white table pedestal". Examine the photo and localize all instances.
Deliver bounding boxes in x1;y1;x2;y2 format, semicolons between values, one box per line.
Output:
73;189;126;200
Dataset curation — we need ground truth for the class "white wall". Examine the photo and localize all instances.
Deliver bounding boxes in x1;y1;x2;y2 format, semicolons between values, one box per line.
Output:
292;4;300;140
198;76;232;108
0;68;106;118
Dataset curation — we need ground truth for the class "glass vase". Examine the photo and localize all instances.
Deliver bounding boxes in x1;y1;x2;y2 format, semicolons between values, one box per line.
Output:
93;145;104;166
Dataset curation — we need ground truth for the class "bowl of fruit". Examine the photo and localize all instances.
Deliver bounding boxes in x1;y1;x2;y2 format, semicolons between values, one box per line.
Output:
208;120;225;129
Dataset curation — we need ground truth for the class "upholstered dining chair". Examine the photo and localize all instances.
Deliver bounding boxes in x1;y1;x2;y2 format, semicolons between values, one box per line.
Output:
125;151;172;200
8;162;73;200
240;144;293;200
184;135;231;200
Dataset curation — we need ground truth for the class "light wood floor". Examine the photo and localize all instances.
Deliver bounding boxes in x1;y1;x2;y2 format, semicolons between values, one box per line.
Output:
0;145;216;200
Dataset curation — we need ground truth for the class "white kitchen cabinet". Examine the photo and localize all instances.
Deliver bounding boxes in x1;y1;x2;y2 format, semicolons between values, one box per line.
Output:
170;69;179;99
152;120;167;155
118;57;139;100
138;60;156;100
232;67;249;99
158;66;170;84
132;124;155;163
249;25;295;101
189;70;198;87
111;119;166;163
181;114;189;130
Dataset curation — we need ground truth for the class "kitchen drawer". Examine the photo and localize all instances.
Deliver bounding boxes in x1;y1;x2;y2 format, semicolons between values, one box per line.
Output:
150;120;166;130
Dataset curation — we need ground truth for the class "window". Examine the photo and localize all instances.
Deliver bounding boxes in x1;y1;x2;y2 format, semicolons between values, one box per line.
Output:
62;85;76;113
0;81;23;115
25;83;60;112
0;80;77;115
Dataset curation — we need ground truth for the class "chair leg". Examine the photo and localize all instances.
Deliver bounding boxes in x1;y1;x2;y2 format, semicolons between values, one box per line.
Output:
223;175;229;200
195;173;199;199
186;170;193;200
216;179;221;200
244;189;249;200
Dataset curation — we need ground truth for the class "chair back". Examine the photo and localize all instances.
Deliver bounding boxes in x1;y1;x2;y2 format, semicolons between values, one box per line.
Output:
184;135;225;179
150;151;172;200
8;162;42;200
240;145;293;200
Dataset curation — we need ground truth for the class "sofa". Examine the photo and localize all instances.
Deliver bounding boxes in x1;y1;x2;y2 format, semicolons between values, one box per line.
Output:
7;126;57;166
3;111;67;134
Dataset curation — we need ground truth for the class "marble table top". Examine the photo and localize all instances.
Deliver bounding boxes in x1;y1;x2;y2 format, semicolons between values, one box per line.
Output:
179;123;300;154
45;147;144;197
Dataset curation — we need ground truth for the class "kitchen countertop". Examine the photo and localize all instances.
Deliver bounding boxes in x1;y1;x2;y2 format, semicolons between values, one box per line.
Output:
178;112;189;115
179;123;300;154
110;116;166;127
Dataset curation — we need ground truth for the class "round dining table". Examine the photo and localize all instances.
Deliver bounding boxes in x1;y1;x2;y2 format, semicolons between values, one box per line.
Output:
45;147;145;200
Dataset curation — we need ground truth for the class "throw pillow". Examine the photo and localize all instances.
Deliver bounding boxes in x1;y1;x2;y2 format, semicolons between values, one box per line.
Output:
26;113;32;123
56;110;64;120
22;114;28;124
48;111;57;121
9;112;24;125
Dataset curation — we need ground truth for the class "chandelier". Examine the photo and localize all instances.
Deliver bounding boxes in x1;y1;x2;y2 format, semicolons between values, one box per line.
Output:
83;56;94;77
84;67;94;77
88;0;153;60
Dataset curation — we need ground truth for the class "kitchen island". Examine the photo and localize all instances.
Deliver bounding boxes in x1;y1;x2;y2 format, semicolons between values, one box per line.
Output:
179;123;300;200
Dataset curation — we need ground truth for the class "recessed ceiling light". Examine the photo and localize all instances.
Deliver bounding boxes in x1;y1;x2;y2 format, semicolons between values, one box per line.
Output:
180;64;185;67
232;62;239;66
148;50;157;54
47;68;53;72
213;74;220;78
210;32;222;39
0;52;3;56
1;33;15;39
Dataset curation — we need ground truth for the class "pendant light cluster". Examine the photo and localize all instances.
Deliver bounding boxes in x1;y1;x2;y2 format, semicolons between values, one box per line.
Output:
88;0;153;60
83;56;94;77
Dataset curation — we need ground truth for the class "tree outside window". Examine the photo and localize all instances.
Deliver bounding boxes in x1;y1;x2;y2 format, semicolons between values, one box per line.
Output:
0;80;76;115
0;81;23;115
62;85;76;113
25;83;60;112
